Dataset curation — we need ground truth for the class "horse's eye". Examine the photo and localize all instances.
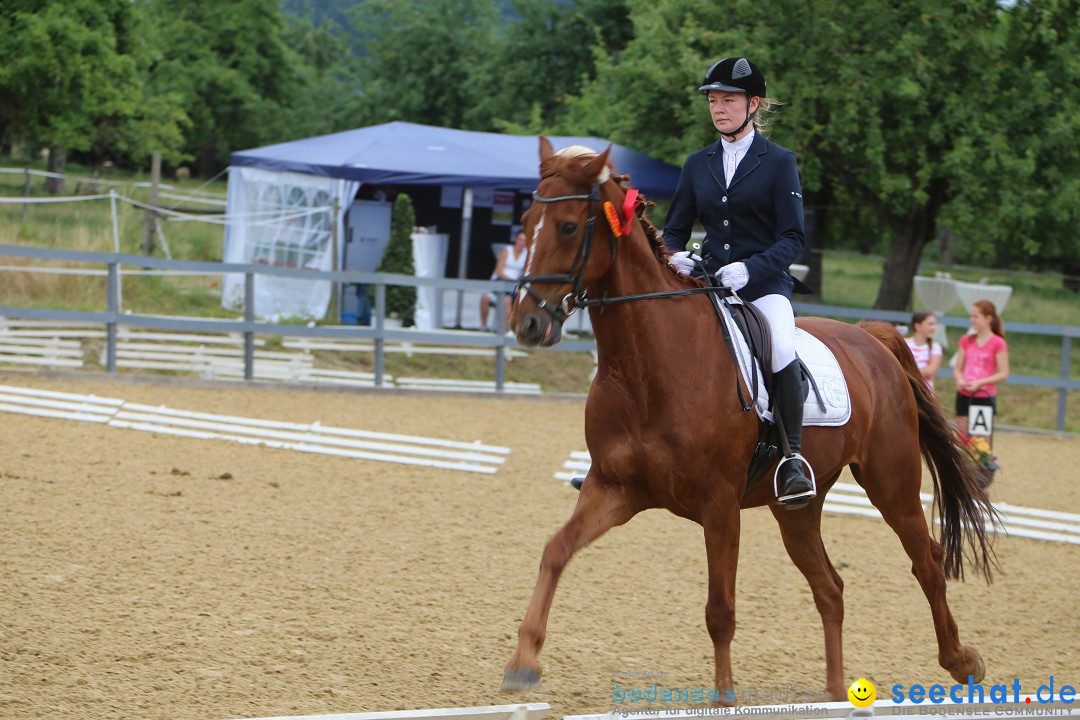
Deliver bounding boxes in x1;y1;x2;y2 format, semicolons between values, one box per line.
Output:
560;221;578;237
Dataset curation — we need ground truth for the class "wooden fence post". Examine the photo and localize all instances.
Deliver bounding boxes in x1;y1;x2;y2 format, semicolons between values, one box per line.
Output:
21;167;31;220
142;150;161;256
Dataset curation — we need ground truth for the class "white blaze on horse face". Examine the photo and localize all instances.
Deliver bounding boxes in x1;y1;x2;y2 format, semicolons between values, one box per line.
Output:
519;213;544;305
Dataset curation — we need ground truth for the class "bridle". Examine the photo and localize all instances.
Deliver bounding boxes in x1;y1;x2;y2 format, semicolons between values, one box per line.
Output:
516;175;756;413
513;185;604;327
515;180;732;328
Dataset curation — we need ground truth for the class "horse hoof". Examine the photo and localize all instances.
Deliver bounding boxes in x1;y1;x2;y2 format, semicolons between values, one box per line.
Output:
949;646;985;684
501;668;541;692
970;650;986;684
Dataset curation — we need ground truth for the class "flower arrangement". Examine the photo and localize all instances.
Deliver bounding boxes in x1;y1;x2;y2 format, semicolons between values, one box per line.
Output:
962;434;999;472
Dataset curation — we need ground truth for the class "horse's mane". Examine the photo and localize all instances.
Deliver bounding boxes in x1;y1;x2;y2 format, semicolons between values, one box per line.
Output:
610;173;670;264
612;172;703;287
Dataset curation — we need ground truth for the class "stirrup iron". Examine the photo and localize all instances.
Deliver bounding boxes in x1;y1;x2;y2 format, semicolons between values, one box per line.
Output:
773;453;817;504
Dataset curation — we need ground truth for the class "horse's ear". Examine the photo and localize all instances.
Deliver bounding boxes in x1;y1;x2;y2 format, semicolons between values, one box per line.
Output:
582;145;612;183
539;136;554;163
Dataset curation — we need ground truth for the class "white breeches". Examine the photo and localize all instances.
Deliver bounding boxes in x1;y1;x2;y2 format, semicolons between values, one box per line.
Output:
750;294;797;372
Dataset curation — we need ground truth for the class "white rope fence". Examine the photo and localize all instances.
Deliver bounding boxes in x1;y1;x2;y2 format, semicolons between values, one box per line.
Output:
0;188;330;225
0;193;112;204
158;191;228;206
122;194;331;226
0;185;333;270
0;166;224;196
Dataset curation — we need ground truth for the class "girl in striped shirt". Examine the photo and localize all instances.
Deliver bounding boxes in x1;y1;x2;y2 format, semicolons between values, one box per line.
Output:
905;311;943;392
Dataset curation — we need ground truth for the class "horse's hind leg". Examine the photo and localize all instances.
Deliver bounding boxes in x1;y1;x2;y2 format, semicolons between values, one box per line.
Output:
769;474;847;701
853;457;985;684
501;475;633;691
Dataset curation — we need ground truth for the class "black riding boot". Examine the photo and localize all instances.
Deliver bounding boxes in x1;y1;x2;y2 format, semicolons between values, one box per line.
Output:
773;360;816;509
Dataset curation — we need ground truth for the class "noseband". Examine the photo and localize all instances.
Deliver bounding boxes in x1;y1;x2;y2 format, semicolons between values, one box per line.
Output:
514;185;607;327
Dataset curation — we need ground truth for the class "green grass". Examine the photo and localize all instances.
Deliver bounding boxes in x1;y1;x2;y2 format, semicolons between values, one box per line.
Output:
0;158;227;258
2;158;1078;431
819;250;1078;327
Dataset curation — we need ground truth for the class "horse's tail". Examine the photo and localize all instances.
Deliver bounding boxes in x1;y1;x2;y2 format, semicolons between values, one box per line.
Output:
859;321;998;582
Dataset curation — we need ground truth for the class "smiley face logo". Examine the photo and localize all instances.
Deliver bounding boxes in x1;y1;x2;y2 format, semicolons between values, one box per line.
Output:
848;678;876;708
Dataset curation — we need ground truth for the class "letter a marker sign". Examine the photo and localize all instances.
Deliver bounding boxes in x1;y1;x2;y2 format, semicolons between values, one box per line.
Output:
969;404;994;437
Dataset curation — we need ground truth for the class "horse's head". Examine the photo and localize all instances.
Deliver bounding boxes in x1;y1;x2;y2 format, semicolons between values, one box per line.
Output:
511;137;626;347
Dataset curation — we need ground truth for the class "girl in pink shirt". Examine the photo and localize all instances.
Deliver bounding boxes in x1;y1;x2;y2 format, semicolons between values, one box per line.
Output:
953;299;1009;436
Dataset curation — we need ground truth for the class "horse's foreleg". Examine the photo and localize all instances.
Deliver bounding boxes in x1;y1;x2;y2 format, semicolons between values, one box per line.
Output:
769;483;847;701
501;477;633;692
853;461;985;685
702;503;741;703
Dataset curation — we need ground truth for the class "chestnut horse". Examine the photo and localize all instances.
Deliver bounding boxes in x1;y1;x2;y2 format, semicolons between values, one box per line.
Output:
501;139;996;700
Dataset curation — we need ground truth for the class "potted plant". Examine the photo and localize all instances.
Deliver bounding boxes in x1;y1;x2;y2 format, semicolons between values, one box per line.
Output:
374;193;417;327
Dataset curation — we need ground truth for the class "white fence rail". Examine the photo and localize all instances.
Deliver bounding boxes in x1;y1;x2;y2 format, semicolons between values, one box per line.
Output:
237;703;550;720
0;384;511;474
555;451;1080;546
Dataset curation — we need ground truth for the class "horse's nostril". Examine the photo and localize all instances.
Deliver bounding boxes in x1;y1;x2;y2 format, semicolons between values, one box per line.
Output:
521;314;545;344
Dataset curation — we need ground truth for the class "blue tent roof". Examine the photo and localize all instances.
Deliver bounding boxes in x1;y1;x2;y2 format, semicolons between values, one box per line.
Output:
230;121;681;198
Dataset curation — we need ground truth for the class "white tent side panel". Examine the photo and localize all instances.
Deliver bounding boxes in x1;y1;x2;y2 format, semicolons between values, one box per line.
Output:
222;166;359;320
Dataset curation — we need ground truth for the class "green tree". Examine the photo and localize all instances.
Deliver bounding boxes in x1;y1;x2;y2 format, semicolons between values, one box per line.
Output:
483;0;633;133
140;0;304;175
0;0;185;186
274;15;358;140
944;0;1080;290
566;0;1017;309
346;0;501;130
810;1;1003;310
558;0;725;162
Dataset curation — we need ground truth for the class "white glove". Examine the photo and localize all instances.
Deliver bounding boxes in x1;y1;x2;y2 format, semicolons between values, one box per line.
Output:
667;250;702;276
716;261;749;290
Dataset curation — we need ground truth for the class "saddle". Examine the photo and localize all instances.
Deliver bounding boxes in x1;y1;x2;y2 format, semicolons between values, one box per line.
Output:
724;298;776;399
709;290;826;413
706;287;840;493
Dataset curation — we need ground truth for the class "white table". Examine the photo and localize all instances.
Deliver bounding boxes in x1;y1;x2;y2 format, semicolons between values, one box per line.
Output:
912;276;961;348
912;275;1013;349
954;280;1013;315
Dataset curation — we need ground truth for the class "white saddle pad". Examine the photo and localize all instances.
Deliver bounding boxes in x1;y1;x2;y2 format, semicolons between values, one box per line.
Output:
723;301;851;427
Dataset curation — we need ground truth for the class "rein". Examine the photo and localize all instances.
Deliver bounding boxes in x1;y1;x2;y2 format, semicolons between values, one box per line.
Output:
578;285;731;310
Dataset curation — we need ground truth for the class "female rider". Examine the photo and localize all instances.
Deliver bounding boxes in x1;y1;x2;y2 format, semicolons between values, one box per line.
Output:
663;57;814;508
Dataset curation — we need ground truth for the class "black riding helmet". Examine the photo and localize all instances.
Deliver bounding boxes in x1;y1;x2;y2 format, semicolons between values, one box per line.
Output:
699;57;766;138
